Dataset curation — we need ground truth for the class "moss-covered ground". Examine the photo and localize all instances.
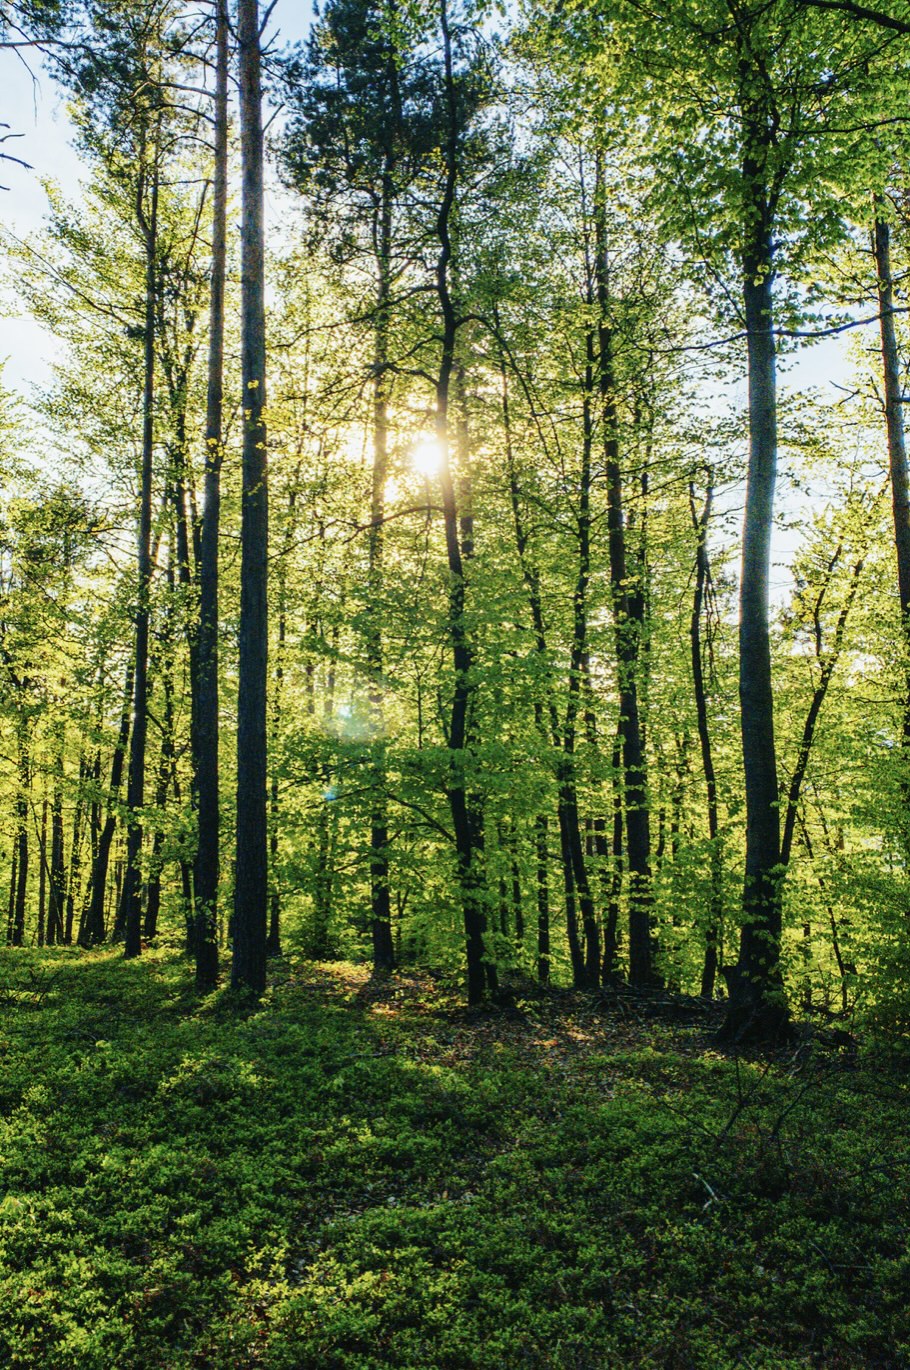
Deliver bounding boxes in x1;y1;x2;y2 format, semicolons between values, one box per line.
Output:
0;947;907;1368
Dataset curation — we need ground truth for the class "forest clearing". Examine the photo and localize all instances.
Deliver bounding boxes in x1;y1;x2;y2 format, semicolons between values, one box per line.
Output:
4;0;910;1360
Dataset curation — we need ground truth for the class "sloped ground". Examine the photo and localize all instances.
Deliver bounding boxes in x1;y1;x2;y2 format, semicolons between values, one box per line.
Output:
0;948;906;1368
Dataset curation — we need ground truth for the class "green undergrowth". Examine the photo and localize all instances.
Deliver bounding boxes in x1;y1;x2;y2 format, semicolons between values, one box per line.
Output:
0;948;907;1368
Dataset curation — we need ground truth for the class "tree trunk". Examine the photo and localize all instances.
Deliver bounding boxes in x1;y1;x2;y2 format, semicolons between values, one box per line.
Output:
47;740;66;946
780;548;864;869
594;153;654;987
435;0;495;1006
232;0;269;997
874;212;910;804
689;478;724;998
194;0;228;993
267;482;297;960
82;662;133;947
366;163;395;976
720;117;789;1043
120;141;160;960
7;847;16;947
64;755;87;946
37;795;47;947
12;728;29;947
535;814;550;983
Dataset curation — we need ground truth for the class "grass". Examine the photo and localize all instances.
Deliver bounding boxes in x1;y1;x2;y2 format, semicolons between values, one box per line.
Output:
0;946;907;1368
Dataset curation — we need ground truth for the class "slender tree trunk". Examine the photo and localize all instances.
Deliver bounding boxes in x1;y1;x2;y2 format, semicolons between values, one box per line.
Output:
267;481;297;960
194;0;228;992
145;622;178;942
121;142;160;960
13;728;29;947
603;728;623;983
721;117;788;1042
874;211;910;833
83;662;134;947
798;808;854;1015
37;795;47;947
780;549;864;869
47;738;65;946
689;478;724;998
64;755;87;946
435;0;495;1006
561;321;599;989
498;323;587;989
7;847;16;947
232;0;269;996
594;154;654;987
535;813;550;983
367;168;396;976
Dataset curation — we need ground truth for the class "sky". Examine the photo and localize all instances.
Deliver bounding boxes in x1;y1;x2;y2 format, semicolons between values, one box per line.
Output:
2;49;80;392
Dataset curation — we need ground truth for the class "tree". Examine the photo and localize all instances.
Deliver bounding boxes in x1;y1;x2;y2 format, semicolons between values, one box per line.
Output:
231;0;269;996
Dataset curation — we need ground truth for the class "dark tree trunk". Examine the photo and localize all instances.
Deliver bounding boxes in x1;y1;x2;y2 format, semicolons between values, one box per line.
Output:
145;610;178;941
561;320;599;989
13;729;29;947
780;548;864;870
232;0;269;997
267;482;297;961
82;663;133;947
874;214;910;775
37;795;47;948
194;0;228;992
366;164;395;976
64;755;87;946
435;0;495;1006
7;847;16;947
121;144;160;961
535;814;550;984
603;728;623;983
47;743;66;946
720;114;789;1044
594;154;654;987
689;478;724;998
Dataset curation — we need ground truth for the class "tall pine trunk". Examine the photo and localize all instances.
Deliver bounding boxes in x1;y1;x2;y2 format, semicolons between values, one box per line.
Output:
232;0;269;995
194;0;228;992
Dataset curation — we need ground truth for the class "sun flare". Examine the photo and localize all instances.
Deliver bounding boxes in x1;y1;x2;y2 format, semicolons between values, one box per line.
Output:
410;435;444;478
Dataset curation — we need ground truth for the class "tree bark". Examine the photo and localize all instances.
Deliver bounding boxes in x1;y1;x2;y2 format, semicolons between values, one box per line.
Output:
720;109;789;1042
120;139;160;960
367;161;395;975
435;0;495;1006
37;795;47;947
232;0;269;996
780;548;864;869
689;478;724;998
873;213;910;771
194;0;228;992
82;662;134;947
12;727;29;947
47;736;66;945
594;152;654;987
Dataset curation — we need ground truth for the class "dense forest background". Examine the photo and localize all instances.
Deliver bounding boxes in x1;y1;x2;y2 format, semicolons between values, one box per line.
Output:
4;0;910;1042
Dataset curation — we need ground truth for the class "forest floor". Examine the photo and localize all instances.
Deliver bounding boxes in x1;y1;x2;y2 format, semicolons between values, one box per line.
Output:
0;948;908;1368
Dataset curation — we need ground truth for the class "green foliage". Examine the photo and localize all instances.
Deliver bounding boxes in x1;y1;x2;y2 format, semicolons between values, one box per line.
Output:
0;948;907;1367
